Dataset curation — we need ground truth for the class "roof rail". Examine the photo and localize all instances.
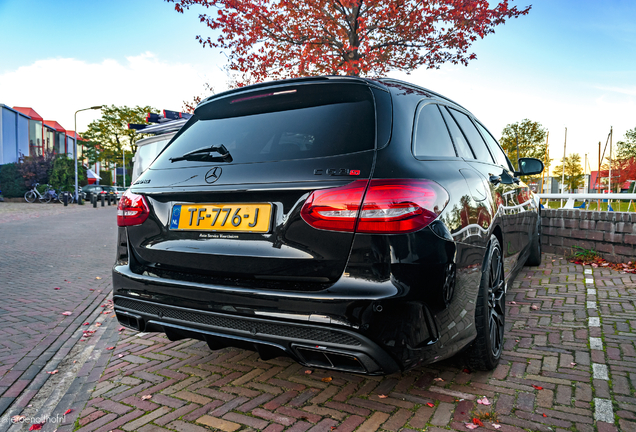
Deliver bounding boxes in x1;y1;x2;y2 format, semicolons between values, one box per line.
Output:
378;78;470;112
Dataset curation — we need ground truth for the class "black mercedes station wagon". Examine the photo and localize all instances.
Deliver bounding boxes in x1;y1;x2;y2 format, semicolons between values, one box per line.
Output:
114;76;543;375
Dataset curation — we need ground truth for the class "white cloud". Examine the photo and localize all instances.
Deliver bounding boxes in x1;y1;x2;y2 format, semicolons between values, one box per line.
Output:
0;52;228;132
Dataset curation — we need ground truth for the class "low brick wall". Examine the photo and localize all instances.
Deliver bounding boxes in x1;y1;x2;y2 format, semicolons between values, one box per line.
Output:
541;208;636;263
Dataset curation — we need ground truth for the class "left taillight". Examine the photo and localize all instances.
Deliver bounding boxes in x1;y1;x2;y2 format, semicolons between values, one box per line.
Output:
117;190;149;227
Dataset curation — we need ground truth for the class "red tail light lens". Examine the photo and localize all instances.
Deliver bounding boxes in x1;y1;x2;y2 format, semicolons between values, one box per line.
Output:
117;190;150;227
301;179;449;234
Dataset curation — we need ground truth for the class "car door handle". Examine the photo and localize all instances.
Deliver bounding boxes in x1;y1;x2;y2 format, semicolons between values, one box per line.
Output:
489;175;501;185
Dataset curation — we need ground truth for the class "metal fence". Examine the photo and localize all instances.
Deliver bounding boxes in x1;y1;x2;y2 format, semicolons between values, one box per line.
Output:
537;193;636;212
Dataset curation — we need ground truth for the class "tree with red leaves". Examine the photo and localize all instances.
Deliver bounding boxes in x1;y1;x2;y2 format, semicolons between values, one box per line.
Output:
168;0;531;84
599;157;636;192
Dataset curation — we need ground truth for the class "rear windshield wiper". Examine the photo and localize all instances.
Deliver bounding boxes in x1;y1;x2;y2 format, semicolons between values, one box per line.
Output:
170;144;233;163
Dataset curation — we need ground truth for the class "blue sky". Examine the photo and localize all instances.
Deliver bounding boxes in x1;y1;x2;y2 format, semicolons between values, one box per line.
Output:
1;0;634;172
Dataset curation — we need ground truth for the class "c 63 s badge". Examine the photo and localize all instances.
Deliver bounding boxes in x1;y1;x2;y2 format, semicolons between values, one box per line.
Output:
314;168;361;176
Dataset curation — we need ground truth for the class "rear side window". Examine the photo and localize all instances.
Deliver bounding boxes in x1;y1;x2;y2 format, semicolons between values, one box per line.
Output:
439;106;474;159
152;84;375;168
413;103;456;158
475;122;512;170
448;108;494;164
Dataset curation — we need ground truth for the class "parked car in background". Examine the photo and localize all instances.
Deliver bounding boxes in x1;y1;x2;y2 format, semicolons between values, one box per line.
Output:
113;186;127;199
81;184;116;201
114;76;543;375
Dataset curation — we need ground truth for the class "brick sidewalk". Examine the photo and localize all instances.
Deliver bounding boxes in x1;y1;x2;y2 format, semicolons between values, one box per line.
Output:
0;202;118;430
58;256;635;432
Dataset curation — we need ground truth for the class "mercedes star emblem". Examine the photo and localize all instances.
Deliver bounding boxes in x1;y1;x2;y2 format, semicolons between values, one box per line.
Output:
205;167;222;184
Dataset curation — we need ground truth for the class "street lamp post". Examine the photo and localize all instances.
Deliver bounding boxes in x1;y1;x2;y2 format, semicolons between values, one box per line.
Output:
74;106;103;201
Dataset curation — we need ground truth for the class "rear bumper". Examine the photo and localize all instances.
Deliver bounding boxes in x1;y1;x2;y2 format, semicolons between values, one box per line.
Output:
114;294;399;375
112;223;475;375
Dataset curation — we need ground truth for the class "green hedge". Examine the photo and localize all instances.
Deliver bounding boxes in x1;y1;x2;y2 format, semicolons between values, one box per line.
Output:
0;163;28;198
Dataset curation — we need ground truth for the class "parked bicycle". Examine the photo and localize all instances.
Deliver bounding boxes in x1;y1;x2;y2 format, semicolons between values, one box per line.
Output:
24;183;58;203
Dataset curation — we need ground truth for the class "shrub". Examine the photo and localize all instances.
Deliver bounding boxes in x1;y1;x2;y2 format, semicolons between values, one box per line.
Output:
50;156;86;191
16;152;54;188
0;163;28;198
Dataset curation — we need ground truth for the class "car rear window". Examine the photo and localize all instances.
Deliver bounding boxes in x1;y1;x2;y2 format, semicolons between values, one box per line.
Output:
152;83;376;168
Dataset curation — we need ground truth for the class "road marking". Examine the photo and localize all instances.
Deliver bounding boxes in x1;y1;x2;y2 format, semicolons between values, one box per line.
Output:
590;337;603;350
594;398;615;423
592;363;609;380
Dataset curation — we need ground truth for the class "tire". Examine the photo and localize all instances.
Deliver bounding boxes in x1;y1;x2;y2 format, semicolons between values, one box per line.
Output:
466;235;505;371
525;215;542;266
25;190;37;203
40;191;52;203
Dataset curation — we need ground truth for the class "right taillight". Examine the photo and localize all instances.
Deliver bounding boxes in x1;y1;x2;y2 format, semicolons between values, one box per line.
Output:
301;179;448;234
117;190;149;227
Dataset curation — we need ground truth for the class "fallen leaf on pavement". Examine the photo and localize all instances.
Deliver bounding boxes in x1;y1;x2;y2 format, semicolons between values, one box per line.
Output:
118;354;124;358
321;377;332;382
472;418;484;427
46;370;58;374
476;397;490;405
95;323;102;327
118;327;125;331
61;312;72;316
304;370;312;374
378;394;388;399
29;423;45;431
570;362;577;366
83;322;90;326
543;413;547;417
532;385;543;390
462;368;471;374
493;424;502;429
464;424;479;430
54;287;60;290
64;409;72;415
95;277;102;279
434;378;444;381
106;347;115;350
509;301;516;305
426;402;435;407
141;395;152;400
531;305;539;310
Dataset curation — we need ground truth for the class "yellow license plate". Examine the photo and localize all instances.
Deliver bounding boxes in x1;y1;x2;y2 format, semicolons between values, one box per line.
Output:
170;203;272;233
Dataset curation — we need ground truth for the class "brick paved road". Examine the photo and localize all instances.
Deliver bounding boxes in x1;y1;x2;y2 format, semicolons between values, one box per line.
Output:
0;202;118;428
64;256;634;432
2;202;636;431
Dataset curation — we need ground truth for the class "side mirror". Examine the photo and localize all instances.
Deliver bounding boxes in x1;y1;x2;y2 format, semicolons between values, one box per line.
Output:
515;157;544;176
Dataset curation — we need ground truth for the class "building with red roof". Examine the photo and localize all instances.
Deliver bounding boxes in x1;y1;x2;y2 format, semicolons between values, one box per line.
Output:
43;120;69;156
13;107;45;156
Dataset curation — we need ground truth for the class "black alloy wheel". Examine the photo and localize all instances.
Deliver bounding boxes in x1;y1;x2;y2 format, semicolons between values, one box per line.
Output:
466;235;505;370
